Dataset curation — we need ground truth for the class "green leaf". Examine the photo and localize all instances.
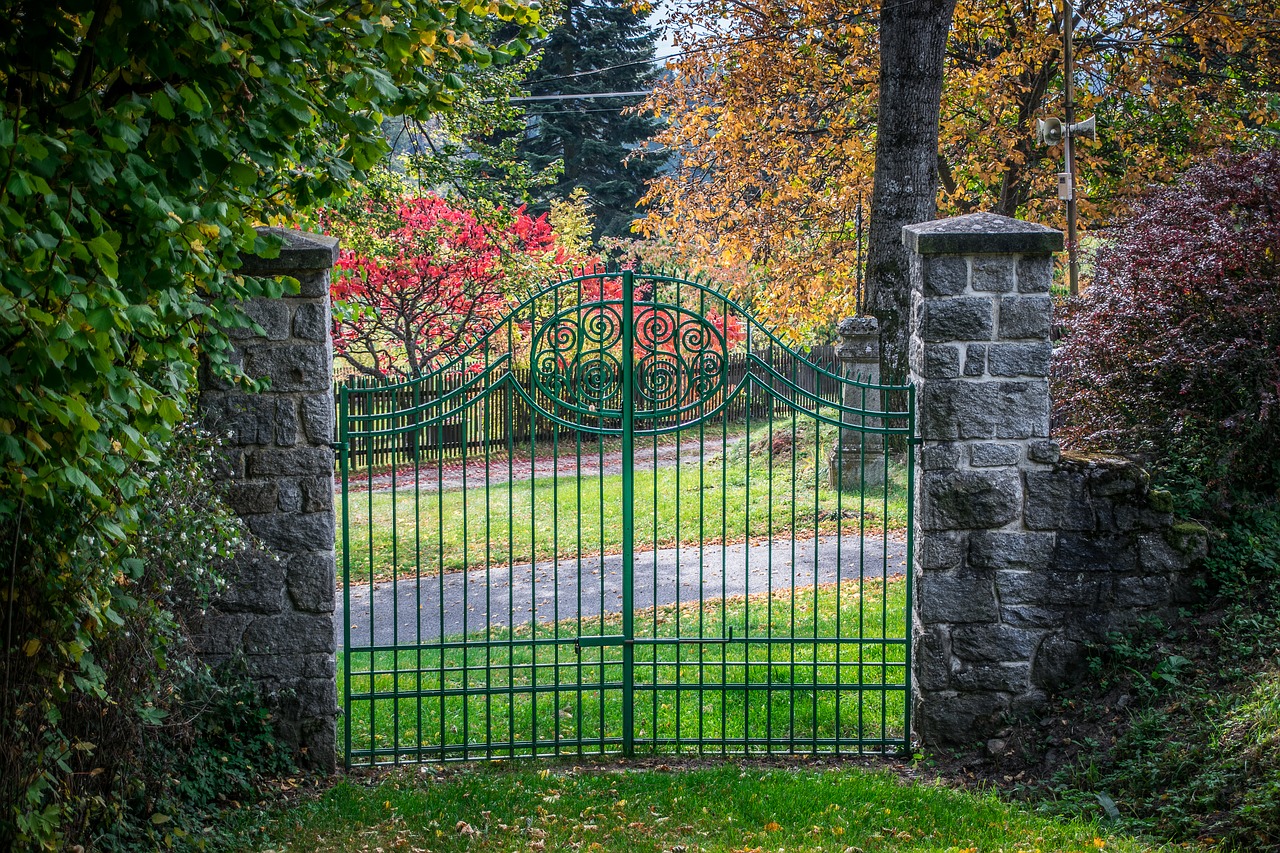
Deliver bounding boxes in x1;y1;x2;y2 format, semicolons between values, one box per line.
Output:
151;91;175;120
86;235;119;279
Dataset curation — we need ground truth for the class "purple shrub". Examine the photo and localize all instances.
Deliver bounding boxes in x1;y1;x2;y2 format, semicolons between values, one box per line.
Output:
1053;149;1280;496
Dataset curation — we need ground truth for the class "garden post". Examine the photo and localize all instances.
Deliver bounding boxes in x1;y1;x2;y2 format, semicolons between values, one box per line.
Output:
196;227;340;772
826;316;885;489
904;213;1062;746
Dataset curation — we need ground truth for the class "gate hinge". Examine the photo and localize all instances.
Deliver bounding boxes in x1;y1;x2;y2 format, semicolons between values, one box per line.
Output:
329;441;348;452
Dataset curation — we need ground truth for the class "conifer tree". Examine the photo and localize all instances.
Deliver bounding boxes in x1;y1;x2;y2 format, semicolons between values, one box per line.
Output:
519;0;667;239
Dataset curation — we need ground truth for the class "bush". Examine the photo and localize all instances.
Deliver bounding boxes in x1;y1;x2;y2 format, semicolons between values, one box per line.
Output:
1053;149;1280;500
0;427;289;849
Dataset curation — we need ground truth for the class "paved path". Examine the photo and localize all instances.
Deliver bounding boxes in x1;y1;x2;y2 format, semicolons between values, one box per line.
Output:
338;533;908;649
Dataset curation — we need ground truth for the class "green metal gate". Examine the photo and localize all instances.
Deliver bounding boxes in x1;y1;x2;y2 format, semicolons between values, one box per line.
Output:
338;270;915;766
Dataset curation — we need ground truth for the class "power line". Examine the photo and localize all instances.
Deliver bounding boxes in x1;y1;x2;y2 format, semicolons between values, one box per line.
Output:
508;90;652;104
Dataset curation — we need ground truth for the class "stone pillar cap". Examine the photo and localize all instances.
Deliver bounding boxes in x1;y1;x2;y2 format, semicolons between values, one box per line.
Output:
902;212;1063;256
238;227;340;276
837;316;879;336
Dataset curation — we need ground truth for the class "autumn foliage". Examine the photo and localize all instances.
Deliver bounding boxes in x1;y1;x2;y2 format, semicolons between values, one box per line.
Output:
329;195;569;379
640;0;1280;336
1052;150;1280;496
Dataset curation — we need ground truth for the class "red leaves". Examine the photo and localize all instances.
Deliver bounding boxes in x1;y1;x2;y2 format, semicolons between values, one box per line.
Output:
1054;150;1280;494
328;194;559;379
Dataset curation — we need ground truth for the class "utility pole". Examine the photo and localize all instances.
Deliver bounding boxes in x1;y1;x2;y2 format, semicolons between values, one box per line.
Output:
1036;0;1095;297
1062;0;1079;296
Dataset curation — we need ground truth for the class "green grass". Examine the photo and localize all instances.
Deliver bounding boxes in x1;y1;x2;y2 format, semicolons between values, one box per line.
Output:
344;579;908;764
247;762;1182;852
344;415;909;582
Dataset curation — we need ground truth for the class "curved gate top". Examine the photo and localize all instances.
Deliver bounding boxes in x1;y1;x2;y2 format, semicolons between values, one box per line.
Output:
338;269;915;766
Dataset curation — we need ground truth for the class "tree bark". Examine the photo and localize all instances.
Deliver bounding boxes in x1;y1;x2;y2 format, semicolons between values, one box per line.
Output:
864;0;957;381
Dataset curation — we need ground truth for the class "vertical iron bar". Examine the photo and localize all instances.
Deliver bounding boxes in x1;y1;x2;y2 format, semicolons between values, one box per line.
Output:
340;386;351;769
902;384;916;751
621;268;636;756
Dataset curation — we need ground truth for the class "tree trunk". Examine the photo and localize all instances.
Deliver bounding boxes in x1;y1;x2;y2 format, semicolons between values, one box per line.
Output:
864;0;957;381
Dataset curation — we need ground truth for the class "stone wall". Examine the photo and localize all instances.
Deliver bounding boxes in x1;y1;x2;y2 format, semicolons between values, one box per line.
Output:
194;228;339;770
904;213;1206;747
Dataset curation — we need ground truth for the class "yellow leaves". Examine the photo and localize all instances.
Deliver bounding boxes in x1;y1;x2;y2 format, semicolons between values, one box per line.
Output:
23;638;40;657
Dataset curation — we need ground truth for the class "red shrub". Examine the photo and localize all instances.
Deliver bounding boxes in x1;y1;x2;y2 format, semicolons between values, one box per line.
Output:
1053;149;1280;496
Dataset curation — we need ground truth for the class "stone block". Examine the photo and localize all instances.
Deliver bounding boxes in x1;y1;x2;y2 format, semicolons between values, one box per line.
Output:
208;446;245;479
226;481;279;516
999;569;1106;608
921;297;994;343
214;551;287;614
922;255;969;296
999;603;1062;628
296;271;331;298
953;663;1031;692
248;511;336;554
921;470;1021;530
971;257;1015;292
1139;533;1189;575
920;380;1049;441
247;650;335;682
239;298;292;341
998;296;1052;341
1088;461;1148;497
963;344;987;376
1056;533;1137;573
1024;469;1094;531
917;569;998;623
243;612;335;656
278;481;302;513
915;690;1011;746
249;446;334;477
274;399;299;446
1031;634;1085;689
925;344;961;378
287;551;336;613
301;395;335;445
244;343;331;392
1016;256;1053;293
1116;575;1171;607
969;531;1056;571
301;476;334;513
987;342;1051;377
951;624;1043;662
969;443;1020;468
189;612;253;656
921;443;961;471
918;531;966;570
914;625;953;691
203;396;277;447
1027;439;1061;464
292;301;329;341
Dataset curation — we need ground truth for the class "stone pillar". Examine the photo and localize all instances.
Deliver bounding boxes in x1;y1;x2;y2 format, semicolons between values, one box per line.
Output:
196;228;340;771
903;212;1062;747
826;316;886;489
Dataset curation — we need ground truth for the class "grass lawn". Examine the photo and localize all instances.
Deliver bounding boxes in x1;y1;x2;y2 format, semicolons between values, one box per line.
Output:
344;415;909;583
345;579;908;764
247;762;1183;852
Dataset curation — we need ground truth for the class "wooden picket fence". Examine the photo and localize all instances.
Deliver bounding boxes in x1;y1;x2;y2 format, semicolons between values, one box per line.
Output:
336;347;842;470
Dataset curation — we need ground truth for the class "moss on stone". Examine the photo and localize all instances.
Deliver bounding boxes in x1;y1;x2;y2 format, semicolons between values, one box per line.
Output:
1148;489;1175;513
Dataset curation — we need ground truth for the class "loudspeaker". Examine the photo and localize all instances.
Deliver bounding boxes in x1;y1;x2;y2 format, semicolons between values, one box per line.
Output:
1070;115;1097;140
1037;117;1065;146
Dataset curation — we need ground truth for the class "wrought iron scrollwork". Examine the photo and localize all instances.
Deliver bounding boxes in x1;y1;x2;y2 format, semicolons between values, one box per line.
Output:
531;300;727;421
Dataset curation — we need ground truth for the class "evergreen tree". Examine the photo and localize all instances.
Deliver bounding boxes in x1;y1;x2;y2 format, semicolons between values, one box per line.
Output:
519;0;667;239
